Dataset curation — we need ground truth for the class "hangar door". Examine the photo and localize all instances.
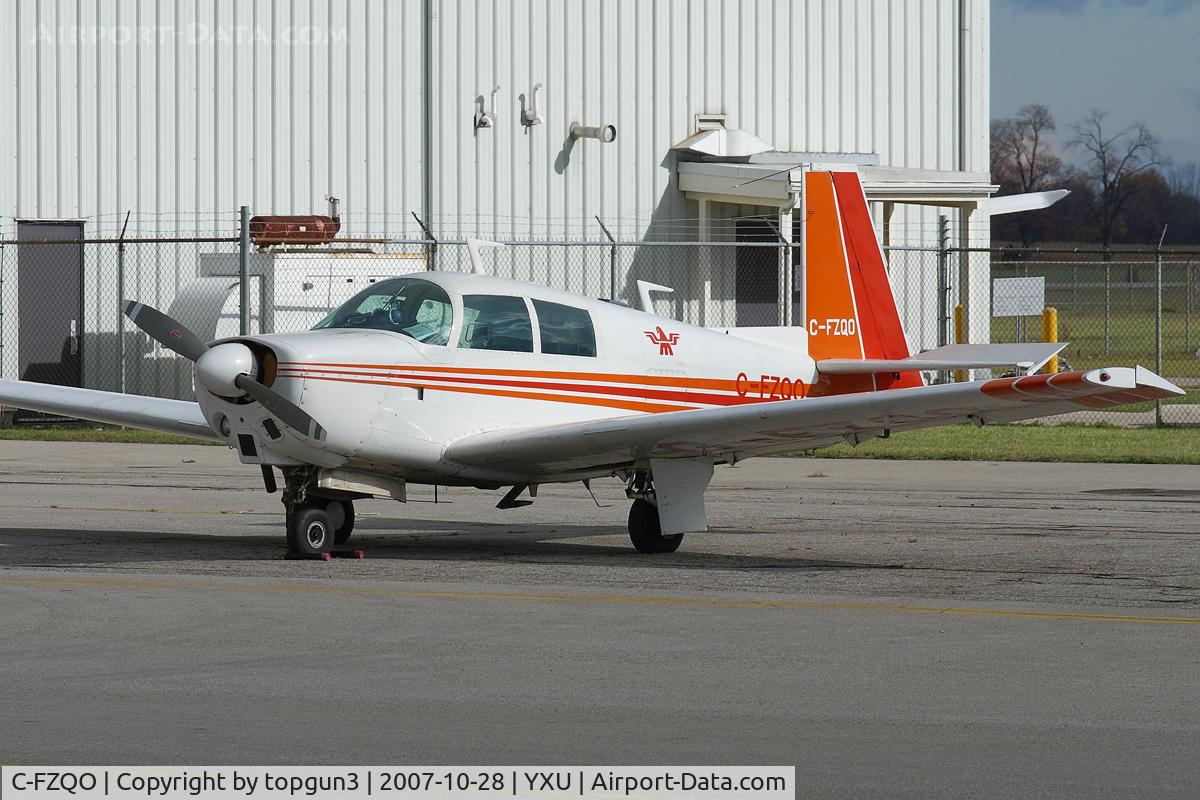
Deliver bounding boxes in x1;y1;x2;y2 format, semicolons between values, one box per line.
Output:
17;220;84;388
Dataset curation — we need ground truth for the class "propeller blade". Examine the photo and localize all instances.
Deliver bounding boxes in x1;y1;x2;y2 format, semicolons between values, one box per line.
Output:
234;374;326;441
122;300;209;362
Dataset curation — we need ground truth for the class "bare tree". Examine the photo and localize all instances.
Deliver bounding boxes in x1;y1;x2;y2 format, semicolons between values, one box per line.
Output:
990;104;1063;244
1069;109;1161;248
1167;162;1200;199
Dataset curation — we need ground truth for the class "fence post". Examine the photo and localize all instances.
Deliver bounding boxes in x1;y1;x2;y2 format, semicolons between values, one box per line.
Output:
411;211;438;271
1104;260;1110;355
954;304;966;383
238;206;251;336
0;233;5;382
1186;258;1194;354
937;215;950;383
116;211;131;393
1155;227;1166;427
595;215;617;302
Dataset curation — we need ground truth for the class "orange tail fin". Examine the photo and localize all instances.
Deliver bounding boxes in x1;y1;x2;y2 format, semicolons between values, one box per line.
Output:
804;170;923;392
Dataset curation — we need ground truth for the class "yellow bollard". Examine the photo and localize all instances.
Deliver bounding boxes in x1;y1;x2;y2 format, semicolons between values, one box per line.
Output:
1042;307;1058;374
954;304;966;383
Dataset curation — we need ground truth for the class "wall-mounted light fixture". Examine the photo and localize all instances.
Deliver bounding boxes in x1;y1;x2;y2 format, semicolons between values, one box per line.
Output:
475;85;500;130
569;121;616;143
521;83;544;127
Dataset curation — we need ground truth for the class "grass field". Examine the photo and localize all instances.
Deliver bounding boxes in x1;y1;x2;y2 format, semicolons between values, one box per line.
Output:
0;426;218;445
992;309;1200;382
988;258;1200;384
4;423;1199;464
795;423;1200;464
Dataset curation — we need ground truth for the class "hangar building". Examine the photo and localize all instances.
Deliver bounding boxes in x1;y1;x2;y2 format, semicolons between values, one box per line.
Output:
0;0;993;389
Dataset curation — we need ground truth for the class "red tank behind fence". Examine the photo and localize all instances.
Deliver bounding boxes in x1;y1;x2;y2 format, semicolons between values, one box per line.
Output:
249;215;341;246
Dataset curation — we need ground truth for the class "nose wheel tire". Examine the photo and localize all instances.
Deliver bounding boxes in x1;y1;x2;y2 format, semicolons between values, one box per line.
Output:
628;498;684;553
286;504;334;556
332;499;355;545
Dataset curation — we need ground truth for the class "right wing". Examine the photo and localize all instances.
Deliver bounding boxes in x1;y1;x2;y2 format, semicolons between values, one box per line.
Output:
445;367;1182;478
0;379;218;441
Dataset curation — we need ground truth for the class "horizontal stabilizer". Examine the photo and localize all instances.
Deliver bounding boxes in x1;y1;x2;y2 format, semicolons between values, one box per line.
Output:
817;343;1068;376
980;189;1069;216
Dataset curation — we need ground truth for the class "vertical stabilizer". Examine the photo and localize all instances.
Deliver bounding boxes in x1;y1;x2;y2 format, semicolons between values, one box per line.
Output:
804;171;923;392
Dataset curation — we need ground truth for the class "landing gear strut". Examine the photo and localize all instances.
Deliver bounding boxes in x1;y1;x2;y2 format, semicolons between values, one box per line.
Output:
625;472;684;554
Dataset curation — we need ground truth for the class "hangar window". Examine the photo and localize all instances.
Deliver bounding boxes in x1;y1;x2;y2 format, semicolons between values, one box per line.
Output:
312;277;453;345
533;299;596;357
459;295;534;352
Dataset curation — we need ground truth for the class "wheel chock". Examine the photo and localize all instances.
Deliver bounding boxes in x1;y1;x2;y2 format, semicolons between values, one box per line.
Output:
282;548;366;561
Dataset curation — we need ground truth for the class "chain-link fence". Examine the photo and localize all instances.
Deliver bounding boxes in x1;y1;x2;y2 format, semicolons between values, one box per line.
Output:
2;222;1198;426
976;247;1200;425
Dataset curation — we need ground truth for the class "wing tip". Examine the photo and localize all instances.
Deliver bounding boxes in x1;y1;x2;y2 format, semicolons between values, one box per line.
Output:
1134;365;1187;398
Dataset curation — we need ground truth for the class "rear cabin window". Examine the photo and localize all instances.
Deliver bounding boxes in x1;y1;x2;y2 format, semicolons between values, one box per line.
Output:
459;295;534;352
533;299;596;357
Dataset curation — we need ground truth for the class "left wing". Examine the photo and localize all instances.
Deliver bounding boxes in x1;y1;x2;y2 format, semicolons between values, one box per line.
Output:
0;379;218;441
445;367;1182;478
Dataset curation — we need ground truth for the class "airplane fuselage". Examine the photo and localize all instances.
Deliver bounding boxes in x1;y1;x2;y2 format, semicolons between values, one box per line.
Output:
197;270;821;486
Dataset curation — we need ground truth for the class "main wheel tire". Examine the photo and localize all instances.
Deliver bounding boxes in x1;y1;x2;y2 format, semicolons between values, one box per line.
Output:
332;499;355;545
628;498;684;553
286;504;334;556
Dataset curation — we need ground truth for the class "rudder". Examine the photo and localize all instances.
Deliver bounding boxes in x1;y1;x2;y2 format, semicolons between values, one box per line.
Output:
804;170;922;392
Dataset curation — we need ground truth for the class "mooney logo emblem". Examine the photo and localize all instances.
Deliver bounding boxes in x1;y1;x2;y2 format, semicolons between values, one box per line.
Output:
645;326;680;356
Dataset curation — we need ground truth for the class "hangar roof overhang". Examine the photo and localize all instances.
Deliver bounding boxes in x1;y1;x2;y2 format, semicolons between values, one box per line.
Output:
676;161;999;210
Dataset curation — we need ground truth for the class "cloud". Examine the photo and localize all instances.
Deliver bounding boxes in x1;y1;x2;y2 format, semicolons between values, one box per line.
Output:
1001;0;1197;14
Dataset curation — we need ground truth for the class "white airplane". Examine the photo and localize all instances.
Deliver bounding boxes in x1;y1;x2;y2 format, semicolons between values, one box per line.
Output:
0;170;1183;556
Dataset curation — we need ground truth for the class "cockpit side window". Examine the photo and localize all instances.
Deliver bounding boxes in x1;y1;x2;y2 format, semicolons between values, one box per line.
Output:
312;277;453;345
458;295;534;353
532;299;596;357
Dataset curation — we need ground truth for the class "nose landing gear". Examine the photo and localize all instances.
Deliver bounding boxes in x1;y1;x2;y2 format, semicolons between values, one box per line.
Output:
286;503;335;556
280;468;357;557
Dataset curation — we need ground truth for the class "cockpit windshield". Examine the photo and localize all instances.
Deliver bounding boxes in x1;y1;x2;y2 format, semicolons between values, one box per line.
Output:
312;277;454;345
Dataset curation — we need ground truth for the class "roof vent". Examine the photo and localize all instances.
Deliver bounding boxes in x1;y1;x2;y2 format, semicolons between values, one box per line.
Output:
695;113;727;131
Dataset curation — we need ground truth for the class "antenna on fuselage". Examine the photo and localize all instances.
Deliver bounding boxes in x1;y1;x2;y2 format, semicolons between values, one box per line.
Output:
466;238;506;275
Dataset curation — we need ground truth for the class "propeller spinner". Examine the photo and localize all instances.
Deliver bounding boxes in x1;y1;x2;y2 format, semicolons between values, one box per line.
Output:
122;300;325;441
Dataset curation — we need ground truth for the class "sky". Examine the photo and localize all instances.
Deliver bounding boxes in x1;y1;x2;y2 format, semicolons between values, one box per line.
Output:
992;0;1200;166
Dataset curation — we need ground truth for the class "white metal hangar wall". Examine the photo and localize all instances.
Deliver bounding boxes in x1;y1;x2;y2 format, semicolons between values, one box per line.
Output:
0;0;989;240
0;0;990;387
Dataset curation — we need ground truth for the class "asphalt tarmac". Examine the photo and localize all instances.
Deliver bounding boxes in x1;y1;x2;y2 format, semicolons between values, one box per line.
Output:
1;441;1198;798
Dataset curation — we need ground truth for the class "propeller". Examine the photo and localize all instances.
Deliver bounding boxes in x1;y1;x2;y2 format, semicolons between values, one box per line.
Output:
122;300;325;441
121;300;208;361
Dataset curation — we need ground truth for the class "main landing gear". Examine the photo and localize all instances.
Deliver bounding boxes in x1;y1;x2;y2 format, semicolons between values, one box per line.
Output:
280;468;356;557
625;471;683;554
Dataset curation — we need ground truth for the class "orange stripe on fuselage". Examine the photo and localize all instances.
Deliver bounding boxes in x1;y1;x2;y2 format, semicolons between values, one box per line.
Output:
278;366;762;407
294;373;697;414
279;361;741;392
